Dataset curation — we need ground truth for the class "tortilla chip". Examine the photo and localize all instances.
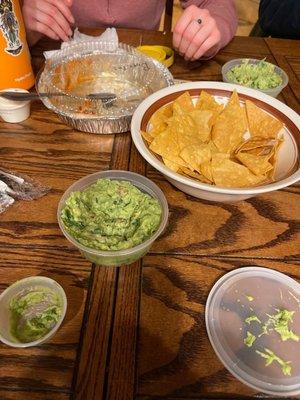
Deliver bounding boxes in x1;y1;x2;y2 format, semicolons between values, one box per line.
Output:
189;109;214;142
149;128;178;156
195;90;224;114
212;91;248;153
199;161;214;182
141;130;154;143
149;129;188;167
267;137;284;179
246;100;284;139
180;167;211;184
235;137;272;153
149;122;169;138
180;143;211;173
173;92;194;115
211;153;265;187
168;114;204;152
162;157;180;172
227;89;240;107
236;152;274;176
149;103;173;127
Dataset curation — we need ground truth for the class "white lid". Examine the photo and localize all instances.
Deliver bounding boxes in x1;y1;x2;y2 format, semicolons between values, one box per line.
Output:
205;267;300;396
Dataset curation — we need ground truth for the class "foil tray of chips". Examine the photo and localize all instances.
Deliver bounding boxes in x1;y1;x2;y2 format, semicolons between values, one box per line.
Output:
36;41;174;134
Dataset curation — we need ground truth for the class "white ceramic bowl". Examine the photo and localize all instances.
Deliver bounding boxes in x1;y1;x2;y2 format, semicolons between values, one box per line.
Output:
131;81;300;202
0;276;67;348
222;58;288;98
0;88;31;123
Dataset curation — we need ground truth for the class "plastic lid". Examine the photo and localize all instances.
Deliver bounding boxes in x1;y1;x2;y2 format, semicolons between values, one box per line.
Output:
205;267;300;396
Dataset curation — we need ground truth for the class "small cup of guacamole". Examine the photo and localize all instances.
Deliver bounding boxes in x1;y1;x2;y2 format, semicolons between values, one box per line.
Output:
0;276;67;347
222;58;289;97
57;170;169;266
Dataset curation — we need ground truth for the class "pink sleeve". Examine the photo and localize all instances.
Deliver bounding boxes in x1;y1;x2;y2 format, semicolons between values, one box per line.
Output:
180;0;238;53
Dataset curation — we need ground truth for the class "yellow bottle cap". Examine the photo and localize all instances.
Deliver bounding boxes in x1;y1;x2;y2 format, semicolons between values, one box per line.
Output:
137;45;174;68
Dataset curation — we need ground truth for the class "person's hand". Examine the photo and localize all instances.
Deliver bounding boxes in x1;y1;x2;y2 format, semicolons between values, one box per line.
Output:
173;5;221;61
22;0;74;46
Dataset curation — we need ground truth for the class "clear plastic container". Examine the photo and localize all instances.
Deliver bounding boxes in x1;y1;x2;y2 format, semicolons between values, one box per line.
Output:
0;276;67;348
206;267;300;396
222;58;289;98
57;170;169;266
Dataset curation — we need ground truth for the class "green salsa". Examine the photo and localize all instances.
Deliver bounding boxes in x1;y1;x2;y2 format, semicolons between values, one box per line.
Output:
10;287;62;343
61;179;162;251
226;59;283;90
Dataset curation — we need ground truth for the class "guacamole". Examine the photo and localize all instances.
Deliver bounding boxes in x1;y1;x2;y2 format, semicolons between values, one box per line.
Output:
10;287;62;343
226;59;283;90
61;179;162;251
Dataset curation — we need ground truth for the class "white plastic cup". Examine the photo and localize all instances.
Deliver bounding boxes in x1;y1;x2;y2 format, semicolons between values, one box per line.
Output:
0;276;67;348
0;88;31;123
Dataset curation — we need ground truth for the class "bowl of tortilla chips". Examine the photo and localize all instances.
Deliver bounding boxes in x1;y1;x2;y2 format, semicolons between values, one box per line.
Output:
131;82;300;202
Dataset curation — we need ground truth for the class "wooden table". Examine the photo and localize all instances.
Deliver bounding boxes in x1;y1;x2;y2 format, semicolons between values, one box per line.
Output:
0;29;299;400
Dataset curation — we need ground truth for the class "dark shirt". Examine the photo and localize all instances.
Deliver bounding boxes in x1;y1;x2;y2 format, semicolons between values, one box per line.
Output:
259;0;300;39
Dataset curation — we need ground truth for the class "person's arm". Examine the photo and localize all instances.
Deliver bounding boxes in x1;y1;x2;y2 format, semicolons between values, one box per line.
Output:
259;0;300;39
173;0;237;60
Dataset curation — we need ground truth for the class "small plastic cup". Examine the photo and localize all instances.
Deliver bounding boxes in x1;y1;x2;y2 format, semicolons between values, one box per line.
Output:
0;276;67;348
57;170;169;267
222;58;289;98
0;88;31;123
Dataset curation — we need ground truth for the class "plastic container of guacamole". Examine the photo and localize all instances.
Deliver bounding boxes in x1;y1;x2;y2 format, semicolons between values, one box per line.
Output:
0;276;67;348
57;170;169;267
222;58;289;98
206;267;300;396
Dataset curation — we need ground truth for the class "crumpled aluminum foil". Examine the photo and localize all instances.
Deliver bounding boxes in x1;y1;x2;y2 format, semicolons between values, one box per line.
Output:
0;168;50;214
37;41;174;134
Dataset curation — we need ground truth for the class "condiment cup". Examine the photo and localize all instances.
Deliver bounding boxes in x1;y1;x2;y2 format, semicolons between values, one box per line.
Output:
0;276;67;348
0;88;31;123
57;170;169;266
222;58;289;98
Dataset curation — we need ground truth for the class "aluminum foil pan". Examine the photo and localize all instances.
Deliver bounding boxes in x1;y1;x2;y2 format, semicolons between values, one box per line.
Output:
37;41;174;134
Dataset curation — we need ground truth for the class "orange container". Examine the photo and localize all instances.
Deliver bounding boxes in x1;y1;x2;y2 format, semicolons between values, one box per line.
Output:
0;0;34;90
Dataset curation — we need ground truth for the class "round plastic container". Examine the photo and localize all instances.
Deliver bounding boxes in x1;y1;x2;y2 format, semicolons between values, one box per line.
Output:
206;267;300;396
0;276;67;348
222;59;289;98
57;170;169;266
0;88;30;123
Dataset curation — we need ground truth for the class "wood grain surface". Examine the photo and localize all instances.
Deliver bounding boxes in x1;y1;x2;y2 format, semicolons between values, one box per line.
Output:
137;256;300;399
0;29;299;400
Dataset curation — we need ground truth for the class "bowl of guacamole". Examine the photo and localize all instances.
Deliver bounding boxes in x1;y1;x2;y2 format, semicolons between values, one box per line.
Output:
222;58;288;97
57;170;169;266
0;276;67;348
